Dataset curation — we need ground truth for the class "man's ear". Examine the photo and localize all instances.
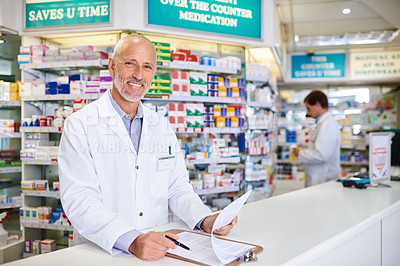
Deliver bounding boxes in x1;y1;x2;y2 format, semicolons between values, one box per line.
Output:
108;57;115;77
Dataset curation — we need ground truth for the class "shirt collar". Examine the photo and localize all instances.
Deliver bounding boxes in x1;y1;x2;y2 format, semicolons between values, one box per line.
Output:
108;90;144;120
315;111;327;123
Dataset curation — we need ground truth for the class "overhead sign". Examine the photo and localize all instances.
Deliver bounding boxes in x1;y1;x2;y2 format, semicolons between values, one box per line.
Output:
147;0;261;39
25;0;111;28
350;51;400;79
291;53;346;79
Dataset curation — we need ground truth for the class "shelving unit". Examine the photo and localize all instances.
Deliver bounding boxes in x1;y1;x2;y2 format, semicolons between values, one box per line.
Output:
158;61;238;74
0;133;21;139
143;95;246;104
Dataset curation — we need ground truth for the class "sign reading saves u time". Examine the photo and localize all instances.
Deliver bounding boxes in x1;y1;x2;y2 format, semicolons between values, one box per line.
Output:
25;0;111;28
148;0;261;39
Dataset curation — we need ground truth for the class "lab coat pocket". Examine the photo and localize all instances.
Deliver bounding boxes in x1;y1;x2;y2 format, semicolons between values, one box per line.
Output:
157;154;176;172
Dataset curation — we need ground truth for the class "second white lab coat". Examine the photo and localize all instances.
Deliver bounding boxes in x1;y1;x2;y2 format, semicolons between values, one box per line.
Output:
58;91;212;254
298;112;341;187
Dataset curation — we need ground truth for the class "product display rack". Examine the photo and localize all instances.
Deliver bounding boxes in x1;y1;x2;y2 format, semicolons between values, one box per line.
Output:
0;98;23;263
19;57;104;254
242;73;278;201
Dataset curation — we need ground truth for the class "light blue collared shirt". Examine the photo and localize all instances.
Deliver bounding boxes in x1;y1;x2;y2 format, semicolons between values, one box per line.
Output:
109;91;144;253
315;111;327;124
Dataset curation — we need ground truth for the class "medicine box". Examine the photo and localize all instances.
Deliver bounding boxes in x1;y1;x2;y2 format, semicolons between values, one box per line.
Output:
41;239;56;254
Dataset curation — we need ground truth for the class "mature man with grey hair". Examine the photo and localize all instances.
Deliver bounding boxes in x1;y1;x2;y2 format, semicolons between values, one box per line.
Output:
59;35;237;261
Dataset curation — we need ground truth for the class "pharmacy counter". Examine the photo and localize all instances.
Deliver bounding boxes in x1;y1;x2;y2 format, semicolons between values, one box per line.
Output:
6;181;400;266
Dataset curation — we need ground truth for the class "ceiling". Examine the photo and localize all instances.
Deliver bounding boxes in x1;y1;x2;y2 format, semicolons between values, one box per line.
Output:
277;0;400;53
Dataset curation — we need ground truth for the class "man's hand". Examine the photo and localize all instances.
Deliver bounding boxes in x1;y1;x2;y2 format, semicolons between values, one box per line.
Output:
293;147;303;156
201;213;238;236
128;231;178;261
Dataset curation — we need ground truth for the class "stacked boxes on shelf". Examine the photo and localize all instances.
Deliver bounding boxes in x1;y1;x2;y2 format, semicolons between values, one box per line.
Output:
248;110;275;130
18;45;108;65
186;103;204;128
99;70;113;93
185;138;240;163
171;47;241;70
20;205;70;227
146;75;172;97
167;103;245;130
214;105;245;128
171;71;190;96
20;133;58;161
0;81;20;101
0;195;22;206
153;42;171;66
172;48;199;64
0;119;19;133
190;165;243;191
25;239;57;255
190;72;207;96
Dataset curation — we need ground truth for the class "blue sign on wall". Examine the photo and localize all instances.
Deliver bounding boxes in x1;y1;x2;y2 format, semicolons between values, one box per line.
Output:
291;53;346;79
148;0;261;39
26;0;111;28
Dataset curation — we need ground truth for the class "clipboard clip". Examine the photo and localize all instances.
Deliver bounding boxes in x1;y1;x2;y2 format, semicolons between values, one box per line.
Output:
237;249;258;263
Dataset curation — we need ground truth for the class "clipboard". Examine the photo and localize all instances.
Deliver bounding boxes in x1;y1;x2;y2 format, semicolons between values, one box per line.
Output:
164;229;263;266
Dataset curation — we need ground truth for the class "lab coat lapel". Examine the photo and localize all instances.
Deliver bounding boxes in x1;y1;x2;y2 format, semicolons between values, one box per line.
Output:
97;91;136;155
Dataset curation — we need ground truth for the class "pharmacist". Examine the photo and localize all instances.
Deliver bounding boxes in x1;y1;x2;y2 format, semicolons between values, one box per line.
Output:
58;35;237;261
293;90;340;187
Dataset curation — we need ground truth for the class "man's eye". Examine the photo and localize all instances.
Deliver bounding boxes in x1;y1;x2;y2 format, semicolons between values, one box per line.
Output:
145;65;153;70
125;62;134;66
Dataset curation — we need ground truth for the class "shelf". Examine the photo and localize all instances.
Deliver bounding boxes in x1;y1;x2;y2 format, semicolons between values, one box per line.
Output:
175;127;245;134
247;101;274;109
21;159;58;165
194;185;241;196
158;61;238;74
21;93;101;101
20;127;62;133
245;76;268;82
277;160;302;165
341;144;367;150
21;221;73;231
0;132;21;138
247;128;275;132
0;167;21;174
19;59;108;70
0;239;24;251
341;161;369;166
188;157;241;165
143;95;246;104
0;203;22;209
22;190;60;198
0;101;21;107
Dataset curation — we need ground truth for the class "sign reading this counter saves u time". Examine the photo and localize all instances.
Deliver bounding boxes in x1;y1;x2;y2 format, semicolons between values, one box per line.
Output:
25;0;111;29
291;53;346;79
148;0;261;39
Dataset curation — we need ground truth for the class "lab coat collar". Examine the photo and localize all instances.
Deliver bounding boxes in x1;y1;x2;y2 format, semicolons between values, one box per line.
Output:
316;111;331;125
96;90;158;156
97;90;137;155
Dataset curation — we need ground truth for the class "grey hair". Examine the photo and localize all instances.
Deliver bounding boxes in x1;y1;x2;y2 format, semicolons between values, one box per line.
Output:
112;34;156;62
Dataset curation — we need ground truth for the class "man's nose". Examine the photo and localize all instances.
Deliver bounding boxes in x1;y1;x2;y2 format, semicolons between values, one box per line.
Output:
132;66;144;80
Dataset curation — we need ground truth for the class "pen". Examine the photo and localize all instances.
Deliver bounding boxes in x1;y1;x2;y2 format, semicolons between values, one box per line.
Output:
164;235;191;251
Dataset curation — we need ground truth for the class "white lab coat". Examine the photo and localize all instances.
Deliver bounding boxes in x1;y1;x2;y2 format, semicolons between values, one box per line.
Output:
298;112;340;187
58;91;212;254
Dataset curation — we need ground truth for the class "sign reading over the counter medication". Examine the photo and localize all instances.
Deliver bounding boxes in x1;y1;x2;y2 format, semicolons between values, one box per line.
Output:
25;0;111;28
148;0;261;39
291;53;346;79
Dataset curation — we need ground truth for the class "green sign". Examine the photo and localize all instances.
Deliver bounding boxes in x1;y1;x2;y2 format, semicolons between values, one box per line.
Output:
26;0;111;28
148;0;261;39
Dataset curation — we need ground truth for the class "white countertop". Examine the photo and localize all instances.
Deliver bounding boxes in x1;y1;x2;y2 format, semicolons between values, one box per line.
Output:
6;181;400;266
